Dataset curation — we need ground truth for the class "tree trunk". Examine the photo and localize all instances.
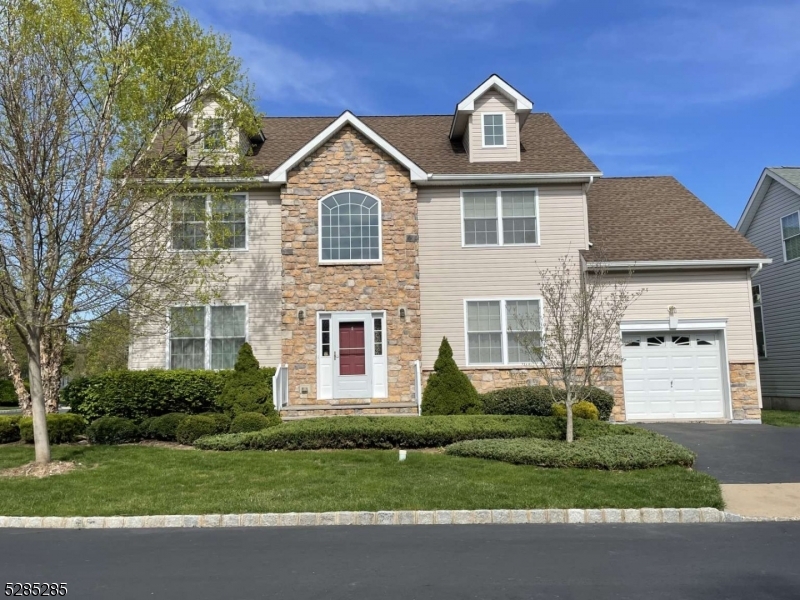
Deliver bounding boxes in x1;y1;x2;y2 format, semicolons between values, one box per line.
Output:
27;331;51;464
40;330;64;413
0;329;31;415
566;401;574;443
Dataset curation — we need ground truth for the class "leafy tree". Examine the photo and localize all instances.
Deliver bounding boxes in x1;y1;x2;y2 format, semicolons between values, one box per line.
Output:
72;310;130;377
0;0;258;463
217;343;277;417
421;337;481;415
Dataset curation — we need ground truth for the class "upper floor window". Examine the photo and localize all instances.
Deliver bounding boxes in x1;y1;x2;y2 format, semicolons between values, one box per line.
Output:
781;211;800;262
169;305;246;370
462;190;538;247
319;191;381;263
203;117;226;151
752;285;767;358
482;113;506;147
171;193;247;251
465;298;542;365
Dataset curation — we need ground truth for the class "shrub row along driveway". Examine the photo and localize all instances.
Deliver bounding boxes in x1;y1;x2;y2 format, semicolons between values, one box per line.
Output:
641;423;800;484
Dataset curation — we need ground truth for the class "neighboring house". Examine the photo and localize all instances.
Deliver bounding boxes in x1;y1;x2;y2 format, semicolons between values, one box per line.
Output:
130;75;768;423
737;167;800;411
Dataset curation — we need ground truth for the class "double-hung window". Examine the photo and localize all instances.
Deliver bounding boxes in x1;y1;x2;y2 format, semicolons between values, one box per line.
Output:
482;113;506;147
752;285;767;358
781;211;800;262
466;299;542;365
172;194;247;250
169;305;246;370
463;190;538;246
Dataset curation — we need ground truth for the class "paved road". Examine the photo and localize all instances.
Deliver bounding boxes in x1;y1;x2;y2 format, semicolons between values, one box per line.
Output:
1;524;799;599
641;423;800;483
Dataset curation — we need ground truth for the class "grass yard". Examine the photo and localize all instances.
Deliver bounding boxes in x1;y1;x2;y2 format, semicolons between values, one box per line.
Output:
761;410;800;427
0;445;723;516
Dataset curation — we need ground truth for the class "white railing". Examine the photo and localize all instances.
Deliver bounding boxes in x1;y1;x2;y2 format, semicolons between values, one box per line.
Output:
273;364;289;411
414;360;422;416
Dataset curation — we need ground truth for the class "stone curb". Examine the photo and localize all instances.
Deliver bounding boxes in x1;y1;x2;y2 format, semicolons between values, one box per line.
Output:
0;509;787;528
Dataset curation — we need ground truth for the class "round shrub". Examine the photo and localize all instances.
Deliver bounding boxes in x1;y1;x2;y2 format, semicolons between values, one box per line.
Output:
482;386;565;416
421;337;481;415
217;344;278;417
445;434;696;470
198;412;231;434
0;416;21;443
229;411;280;434
87;416;141;445
551;400;599;420
145;413;190;441
176;415;218;445
583;387;615;421
19;413;86;444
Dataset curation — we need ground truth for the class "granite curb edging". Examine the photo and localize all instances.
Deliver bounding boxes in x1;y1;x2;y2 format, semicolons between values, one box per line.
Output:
0;509;792;528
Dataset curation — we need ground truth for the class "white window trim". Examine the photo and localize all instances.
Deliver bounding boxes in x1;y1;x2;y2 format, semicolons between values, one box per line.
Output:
460;188;540;248
481;112;507;148
318;189;384;265
169;192;249;253
463;297;544;367
166;303;249;370
780;210;800;263
752;284;768;359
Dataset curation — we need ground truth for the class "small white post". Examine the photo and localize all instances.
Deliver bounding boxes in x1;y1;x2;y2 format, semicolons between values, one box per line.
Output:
414;360;422;416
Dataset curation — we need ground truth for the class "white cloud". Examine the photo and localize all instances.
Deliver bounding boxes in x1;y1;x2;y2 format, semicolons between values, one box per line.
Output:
245;0;550;15
581;1;800;108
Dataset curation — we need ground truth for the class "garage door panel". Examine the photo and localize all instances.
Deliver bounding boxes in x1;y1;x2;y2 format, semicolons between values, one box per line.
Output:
622;331;725;420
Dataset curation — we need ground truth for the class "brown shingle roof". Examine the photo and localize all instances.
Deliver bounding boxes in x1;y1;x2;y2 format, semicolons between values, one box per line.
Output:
585;176;767;262
248;113;599;175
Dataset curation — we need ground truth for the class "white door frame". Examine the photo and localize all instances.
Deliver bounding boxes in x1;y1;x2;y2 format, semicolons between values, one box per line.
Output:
619;319;732;420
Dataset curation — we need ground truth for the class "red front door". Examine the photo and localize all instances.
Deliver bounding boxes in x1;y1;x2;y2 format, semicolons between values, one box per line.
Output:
339;322;366;376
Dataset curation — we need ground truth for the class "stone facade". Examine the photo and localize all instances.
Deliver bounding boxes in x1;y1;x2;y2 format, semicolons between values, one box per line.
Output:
280;125;420;405
730;361;761;421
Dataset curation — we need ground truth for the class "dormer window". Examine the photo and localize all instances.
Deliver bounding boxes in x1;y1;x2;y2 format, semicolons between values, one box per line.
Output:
203;117;226;150
482;113;506;147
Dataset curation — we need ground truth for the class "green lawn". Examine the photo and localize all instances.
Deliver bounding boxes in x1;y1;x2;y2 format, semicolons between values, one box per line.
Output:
762;410;800;427
0;445;722;515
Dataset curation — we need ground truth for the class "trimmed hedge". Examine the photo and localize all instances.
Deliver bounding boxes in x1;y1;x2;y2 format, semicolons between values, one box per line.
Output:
421;338;481;415
217;344;277;417
481;386;615;421
445;434;695;470
198;412;231;434
0;416;20;443
144;413;190;441
552;400;599;420
230;412;280;434
0;379;17;406
18;413;86;444
63;368;276;422
176;415;219;445
87;416;141;445
194;415;642;451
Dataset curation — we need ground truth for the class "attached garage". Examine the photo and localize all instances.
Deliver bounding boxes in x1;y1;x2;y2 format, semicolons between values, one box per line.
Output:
621;331;728;420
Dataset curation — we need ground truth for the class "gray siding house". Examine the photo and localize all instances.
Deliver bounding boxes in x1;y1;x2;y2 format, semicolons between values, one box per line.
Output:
737;168;800;410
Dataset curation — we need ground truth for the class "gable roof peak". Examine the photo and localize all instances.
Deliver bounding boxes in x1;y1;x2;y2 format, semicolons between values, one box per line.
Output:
450;74;534;140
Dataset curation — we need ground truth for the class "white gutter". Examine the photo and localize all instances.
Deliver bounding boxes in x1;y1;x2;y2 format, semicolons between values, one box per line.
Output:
139;176;276;186
421;172;602;186
751;261;765;278
585;258;773;271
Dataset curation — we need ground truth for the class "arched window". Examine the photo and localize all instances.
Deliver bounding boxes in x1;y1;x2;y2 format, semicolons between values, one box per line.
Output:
319;191;382;262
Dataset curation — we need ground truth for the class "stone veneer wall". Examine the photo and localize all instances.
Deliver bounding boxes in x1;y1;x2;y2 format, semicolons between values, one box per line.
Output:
281;125;420;405
730;362;761;421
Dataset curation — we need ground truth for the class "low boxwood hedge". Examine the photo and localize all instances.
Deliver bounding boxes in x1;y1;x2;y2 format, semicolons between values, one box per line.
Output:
143;413;190;441
0;416;21;444
176;415;219;445
87;416;141;445
481;386;615;421
19;413;86;444
229;411;281;434
444;434;695;470
551;401;599;420
194;415;643;451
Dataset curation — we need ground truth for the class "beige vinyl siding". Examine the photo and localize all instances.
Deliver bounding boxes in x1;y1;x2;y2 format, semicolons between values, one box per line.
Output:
620;269;757;362
418;184;587;368
468;90;520;163
744;179;800;397
128;189;282;370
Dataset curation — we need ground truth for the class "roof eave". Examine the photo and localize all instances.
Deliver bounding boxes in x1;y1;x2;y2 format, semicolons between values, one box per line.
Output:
421;172;602;186
737;168;800;234
584;258;772;271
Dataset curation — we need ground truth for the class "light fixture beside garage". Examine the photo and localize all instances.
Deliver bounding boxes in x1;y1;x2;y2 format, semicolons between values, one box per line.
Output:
668;306;678;330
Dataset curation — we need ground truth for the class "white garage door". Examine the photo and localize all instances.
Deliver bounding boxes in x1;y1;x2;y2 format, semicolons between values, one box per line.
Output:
622;332;726;420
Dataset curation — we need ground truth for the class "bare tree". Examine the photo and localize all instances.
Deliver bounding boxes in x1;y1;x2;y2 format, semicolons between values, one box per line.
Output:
510;255;644;442
0;0;259;463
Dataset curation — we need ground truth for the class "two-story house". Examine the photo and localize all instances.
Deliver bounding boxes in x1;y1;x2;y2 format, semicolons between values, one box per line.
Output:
130;75;768;423
737;167;800;411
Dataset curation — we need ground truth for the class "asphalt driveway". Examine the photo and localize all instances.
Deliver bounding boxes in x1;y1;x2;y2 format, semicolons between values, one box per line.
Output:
641;423;800;484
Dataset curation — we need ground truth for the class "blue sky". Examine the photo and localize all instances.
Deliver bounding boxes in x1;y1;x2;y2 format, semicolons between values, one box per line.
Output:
182;0;800;225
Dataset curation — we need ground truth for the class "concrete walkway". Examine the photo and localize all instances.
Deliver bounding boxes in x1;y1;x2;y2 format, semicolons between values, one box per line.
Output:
721;483;800;519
